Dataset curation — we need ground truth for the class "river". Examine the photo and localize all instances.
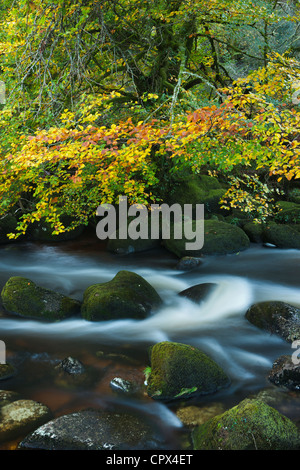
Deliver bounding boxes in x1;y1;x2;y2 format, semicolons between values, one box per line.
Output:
0;233;299;449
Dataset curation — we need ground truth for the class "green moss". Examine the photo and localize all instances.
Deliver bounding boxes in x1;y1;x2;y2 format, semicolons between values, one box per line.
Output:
275;201;300;224
147;341;230;400
163;219;250;257
192;398;300;450
1;276;81;321
262;223;300;248
81;270;162;321
242;221;264;243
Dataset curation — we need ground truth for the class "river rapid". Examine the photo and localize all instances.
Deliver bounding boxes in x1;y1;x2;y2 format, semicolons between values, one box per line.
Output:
0;234;300;448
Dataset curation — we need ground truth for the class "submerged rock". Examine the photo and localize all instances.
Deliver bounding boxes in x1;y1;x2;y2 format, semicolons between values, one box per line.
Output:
19;409;166;450
146;341;230;401
176;402;225;428
175;256;203;271
81;270;162;321
163;220;250;257
268;355;300;391
178;283;217;303
192;398;300;450
245;301;300;342
1;276;81;321
0;399;52;443
0;363;16;381
53;356;96;390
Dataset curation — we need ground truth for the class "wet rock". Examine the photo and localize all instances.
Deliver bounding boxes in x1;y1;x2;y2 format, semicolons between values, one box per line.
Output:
146;341;230;401
176;403;226;427
262;223;300;249
0;363;16;380
0;390;20;407
175;256;203;271
178;283;217;303
163;220;250;257
110;377;138;395
19;409;166;450
54;356;96;389
242;221;264;243
1;276;81;321
81;270;162;321
192;398;300;450
268;355;300;391
0;399;52;443
245;301;300;343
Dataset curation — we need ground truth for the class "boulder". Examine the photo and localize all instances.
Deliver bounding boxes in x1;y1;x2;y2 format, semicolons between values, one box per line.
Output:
0;399;52;443
163;219;250;257
242;221;264;243
245;301;300;343
268;355;300;391
192;398;300;450
81;270;162;321
19;409;166;450
262;223;300;249
178;283;217;303
1;276;81;321
146;341;230;401
175;256;203;271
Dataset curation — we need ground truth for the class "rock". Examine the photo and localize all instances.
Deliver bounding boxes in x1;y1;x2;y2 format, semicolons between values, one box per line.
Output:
0;399;52;443
19;409;166;450
0;363;16;380
178;283;217;303
81;270;162;321
54;356;97;390
176;403;226;428
268;355;300;391
242;221;264;243
168;175;228;217
146;341;230;401
192;398;300;450
275;201;300;224
262;223;300;249
107;236;160;254
110;377;138;395
175;256;203;271
163;220;250;257
245;301;300;343
0;390;20;407
1;276;81;321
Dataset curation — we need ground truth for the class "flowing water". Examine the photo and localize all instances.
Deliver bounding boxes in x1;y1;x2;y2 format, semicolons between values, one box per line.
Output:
0;233;300;449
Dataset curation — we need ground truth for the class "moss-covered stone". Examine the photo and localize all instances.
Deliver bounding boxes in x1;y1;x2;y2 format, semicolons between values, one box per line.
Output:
167;175;228;217
275;201;300;224
192;398;300;450
146;341;230;401
245;301;300;343
81;270;162;321
0;363;16;380
242;221;264;243
163;219;250;257
268;355;300;391
1;276;81;321
262;223;300;249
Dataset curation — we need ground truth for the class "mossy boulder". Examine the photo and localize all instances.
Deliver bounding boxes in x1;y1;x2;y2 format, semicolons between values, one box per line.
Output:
245;301;300;343
262;223;300;249
163;219;250;257
0;363;16;380
192;398;300;450
242;221;264;243
1;276;81;321
168;175;228;217
146;341;230;401
81;270;162;321
275;201;300;224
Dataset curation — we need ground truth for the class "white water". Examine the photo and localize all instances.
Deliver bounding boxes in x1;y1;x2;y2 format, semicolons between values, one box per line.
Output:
0;241;299;397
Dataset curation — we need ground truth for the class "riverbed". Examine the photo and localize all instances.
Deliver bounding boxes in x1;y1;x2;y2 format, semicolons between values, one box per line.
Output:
0;233;299;449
